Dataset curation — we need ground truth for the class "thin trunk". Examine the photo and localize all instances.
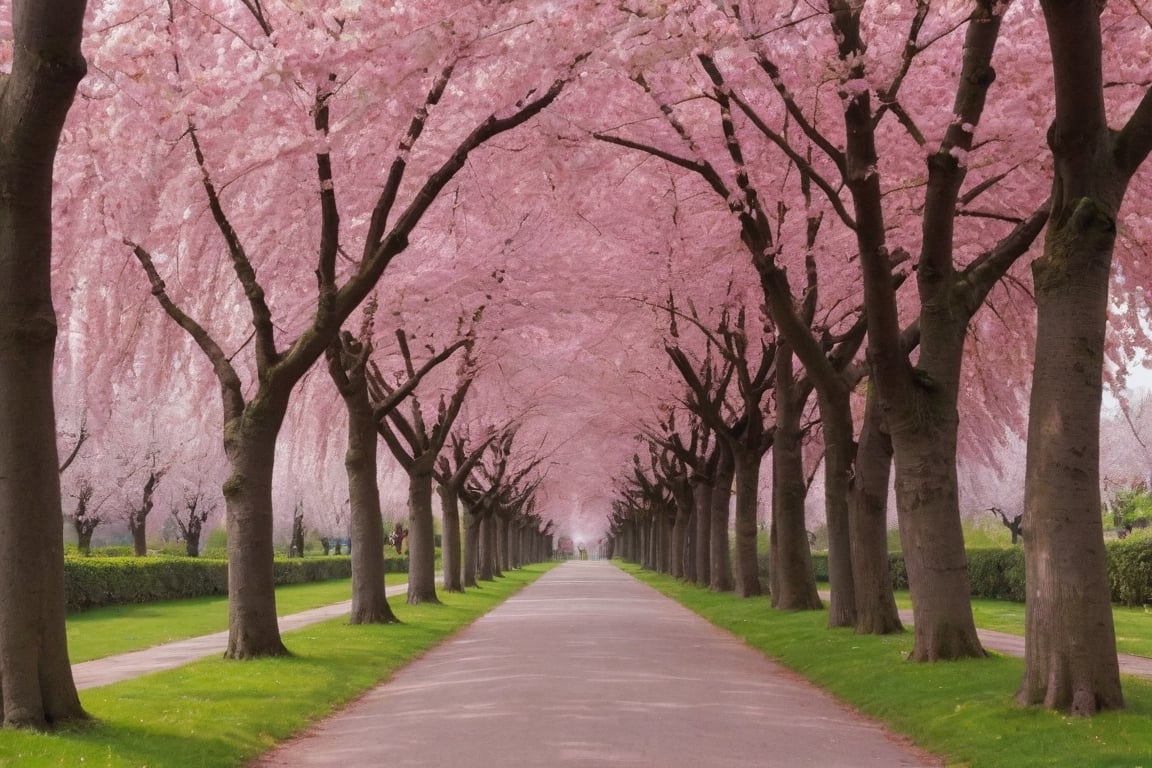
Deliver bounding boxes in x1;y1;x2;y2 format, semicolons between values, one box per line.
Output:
819;387;857;628
709;446;735;592
406;465;439;604
732;448;764;597
479;515;494;581
850;383;903;635
344;386;398;624
493;516;506;578
463;505;480;588
670;481;692;579
439;485;463;592
222;396;290;658
692;472;713;585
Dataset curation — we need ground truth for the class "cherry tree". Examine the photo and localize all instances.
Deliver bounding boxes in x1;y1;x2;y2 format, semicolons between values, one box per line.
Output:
70;0;599;656
1019;0;1152;715
0;0;88;729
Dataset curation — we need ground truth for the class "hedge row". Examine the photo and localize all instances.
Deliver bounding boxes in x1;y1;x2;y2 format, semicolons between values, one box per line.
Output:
63;555;409;612
800;537;1152;606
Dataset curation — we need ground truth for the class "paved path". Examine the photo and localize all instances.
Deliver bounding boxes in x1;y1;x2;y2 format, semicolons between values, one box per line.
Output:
72;581;412;690
251;561;938;768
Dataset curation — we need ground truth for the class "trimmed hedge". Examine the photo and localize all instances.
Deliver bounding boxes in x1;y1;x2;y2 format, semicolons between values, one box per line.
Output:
802;538;1152;606
63;555;409;612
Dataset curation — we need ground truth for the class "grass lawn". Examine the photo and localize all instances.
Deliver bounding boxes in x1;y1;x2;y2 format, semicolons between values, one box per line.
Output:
67;579;359;663
627;564;1152;768
1;566;552;768
892;592;1152;660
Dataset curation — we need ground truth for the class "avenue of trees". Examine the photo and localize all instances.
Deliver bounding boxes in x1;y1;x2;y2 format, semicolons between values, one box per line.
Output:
1;0;1151;729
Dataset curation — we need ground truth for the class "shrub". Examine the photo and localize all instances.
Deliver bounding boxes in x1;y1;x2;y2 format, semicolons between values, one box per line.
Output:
1108;535;1152;606
62;554;413;612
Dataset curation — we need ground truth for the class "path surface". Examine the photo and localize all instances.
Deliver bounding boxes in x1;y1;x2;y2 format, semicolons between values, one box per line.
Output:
251;561;938;768
72;581;412;690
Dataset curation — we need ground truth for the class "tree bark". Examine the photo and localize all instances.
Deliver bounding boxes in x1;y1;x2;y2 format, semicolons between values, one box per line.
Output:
222;394;290;658
1016;0;1152;715
463;505;480;588
479;515;495;581
691;472;713;585
850;382;903;635
0;0;89;727
439;484;464;592
406;462;439;604
731;449;764;597
770;346;822;610
342;378;398;624
709;446;735;592
819;388;857;628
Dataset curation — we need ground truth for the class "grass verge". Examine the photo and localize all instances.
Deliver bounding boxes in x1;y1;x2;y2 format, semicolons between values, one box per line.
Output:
2;565;554;768
625;563;1152;768
892;592;1152;660
67;579;360;663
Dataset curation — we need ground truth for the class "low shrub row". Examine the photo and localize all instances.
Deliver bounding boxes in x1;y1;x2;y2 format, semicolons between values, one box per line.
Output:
799;537;1152;606
63;554;409;612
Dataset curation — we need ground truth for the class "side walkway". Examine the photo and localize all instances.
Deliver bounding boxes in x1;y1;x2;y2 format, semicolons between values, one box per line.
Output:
72;581;412;690
251;561;938;768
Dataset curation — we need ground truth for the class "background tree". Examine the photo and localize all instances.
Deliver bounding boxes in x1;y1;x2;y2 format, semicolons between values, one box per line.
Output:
170;486;215;558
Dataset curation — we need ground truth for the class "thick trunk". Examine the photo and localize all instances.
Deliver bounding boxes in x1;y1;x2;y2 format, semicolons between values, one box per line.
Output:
819;388;857;628
692;474;713;585
439;485;463;592
1019;198;1123;714
0;0;87;729
709;447;735;592
344;389;398;624
406;464;439;604
770;368;822;610
891;420;983;661
850;383;902;635
463;506;479;588
222;396;290;658
732;449;764;597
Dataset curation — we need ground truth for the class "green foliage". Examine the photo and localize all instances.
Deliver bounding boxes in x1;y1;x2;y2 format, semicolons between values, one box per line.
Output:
629;565;1152;768
1107;534;1152;606
1105;480;1152;531
964;548;1026;602
1;566;553;767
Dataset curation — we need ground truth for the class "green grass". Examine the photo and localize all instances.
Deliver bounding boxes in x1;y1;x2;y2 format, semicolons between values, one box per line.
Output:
2;565;553;767
624;563;1152;768
67;579;359;663
892;592;1152;660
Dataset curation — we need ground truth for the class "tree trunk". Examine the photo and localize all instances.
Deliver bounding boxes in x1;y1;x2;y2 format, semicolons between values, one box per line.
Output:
479;515;494;581
344;386;398;624
819;388;857;628
732;448;764;597
771;356;822;610
222;395;290;658
891;420;984;661
463;504;479;588
130;516;147;557
670;481;692;579
186;529;201;558
1020;236;1122;711
406;463;439;604
438;485;463;592
850;383;903;635
709;446;735;592
76;528;94;557
499;515;512;573
0;0;88;729
692;472;713;585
